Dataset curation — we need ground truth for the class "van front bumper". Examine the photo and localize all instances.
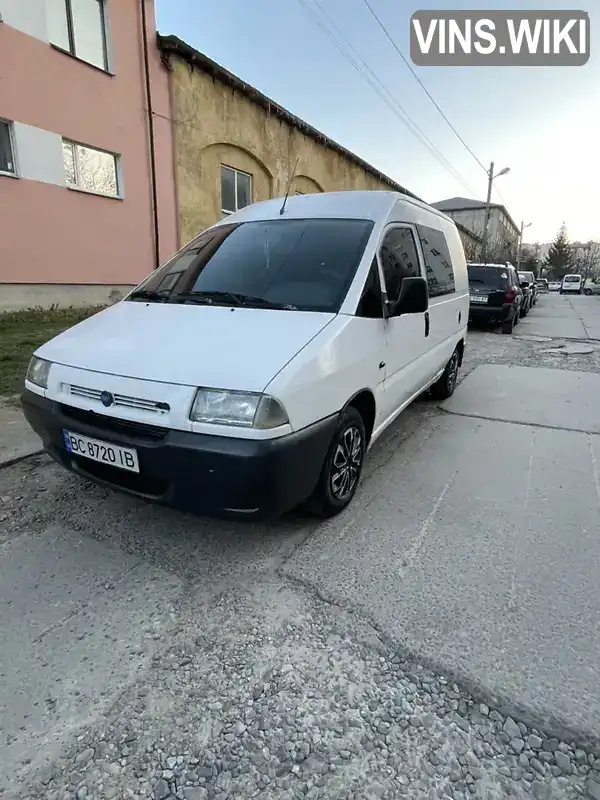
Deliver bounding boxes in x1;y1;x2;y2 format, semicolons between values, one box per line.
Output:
21;388;337;520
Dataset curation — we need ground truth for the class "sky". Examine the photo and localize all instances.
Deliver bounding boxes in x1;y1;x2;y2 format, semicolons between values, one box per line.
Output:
155;0;598;245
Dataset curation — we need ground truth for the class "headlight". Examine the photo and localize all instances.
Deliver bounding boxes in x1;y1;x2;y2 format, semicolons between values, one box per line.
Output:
190;388;289;429
26;356;52;389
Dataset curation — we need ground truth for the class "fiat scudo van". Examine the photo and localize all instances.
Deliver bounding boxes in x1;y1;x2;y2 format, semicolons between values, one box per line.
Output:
22;191;468;519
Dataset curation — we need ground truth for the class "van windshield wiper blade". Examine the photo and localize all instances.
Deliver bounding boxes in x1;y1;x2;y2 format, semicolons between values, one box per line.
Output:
174;291;297;310
128;289;170;302
173;290;246;306
233;294;298;310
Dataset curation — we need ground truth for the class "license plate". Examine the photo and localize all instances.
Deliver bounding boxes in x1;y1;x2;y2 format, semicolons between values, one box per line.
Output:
470;295;488;303
62;430;139;473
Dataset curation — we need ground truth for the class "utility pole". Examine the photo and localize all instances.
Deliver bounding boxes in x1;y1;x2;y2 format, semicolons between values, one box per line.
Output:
481;161;494;263
517;220;532;269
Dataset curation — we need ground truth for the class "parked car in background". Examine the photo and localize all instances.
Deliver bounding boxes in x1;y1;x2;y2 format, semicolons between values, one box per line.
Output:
549;281;561;292
560;274;583;294
536;278;549;293
468;262;523;334
518;270;538;309
583;278;600;295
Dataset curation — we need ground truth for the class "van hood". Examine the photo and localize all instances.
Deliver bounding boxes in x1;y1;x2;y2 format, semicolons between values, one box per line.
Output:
36;302;335;392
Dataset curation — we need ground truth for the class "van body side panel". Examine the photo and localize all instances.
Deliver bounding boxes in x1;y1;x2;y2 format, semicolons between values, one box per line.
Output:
265;315;386;433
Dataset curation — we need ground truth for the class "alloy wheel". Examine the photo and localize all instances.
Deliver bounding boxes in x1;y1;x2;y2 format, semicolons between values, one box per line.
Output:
330;425;364;501
446;352;459;393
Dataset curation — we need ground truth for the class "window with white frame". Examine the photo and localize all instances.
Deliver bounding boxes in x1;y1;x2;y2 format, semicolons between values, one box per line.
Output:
62;140;119;197
47;0;109;71
0;121;16;175
221;165;252;216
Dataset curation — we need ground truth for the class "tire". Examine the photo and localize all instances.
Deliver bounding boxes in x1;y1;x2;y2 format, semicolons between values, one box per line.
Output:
502;314;515;334
430;348;460;401
584;288;592;296
309;406;366;517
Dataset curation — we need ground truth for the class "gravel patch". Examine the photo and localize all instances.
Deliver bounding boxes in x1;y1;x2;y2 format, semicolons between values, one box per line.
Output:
461;328;600;380
22;580;597;800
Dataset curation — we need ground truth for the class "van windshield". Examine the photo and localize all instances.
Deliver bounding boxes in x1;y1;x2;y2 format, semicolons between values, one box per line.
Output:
128;218;374;313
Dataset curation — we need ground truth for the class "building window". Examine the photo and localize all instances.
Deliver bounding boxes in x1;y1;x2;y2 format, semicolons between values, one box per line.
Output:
417;225;455;298
0;121;16;175
63;140;119;197
221;165;252;216
47;0;108;71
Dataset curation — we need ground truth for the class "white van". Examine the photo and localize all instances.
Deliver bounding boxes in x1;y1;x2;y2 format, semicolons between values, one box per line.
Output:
560;274;582;294
22;191;468;519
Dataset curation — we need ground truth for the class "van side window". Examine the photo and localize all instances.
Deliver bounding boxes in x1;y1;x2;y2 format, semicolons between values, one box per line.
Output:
417;225;455;298
379;228;421;303
356;258;384;318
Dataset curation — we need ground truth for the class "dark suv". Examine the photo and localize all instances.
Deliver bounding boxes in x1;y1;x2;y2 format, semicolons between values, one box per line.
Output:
468;263;524;334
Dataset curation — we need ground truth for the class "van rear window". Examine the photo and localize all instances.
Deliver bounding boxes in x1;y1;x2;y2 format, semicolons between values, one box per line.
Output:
468;266;509;287
564;276;579;282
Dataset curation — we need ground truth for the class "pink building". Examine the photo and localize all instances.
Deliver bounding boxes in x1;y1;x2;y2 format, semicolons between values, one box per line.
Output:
0;0;178;310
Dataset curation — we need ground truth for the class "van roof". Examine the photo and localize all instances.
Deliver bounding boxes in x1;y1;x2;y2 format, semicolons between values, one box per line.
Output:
212;190;451;225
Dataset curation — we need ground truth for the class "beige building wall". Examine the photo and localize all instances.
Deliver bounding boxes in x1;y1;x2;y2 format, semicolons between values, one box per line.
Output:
166;51;412;246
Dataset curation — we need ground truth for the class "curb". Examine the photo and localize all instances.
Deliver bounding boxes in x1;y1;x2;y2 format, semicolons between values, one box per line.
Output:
0;448;45;471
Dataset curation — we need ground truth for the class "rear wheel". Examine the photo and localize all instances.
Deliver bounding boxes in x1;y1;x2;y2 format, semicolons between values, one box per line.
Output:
309;406;366;517
584;288;592;295
430;349;460;400
502;314;515;334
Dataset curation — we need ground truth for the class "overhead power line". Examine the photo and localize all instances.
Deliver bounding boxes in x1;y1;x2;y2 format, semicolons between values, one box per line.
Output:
296;0;479;196
361;0;488;175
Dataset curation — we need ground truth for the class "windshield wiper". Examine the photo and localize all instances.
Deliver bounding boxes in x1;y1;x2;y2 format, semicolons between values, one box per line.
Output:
174;291;297;310
233;294;298;310
173;290;245;306
128;289;170;302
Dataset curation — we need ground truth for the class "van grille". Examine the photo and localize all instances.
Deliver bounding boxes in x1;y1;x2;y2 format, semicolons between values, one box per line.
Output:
59;404;168;440
68;384;170;414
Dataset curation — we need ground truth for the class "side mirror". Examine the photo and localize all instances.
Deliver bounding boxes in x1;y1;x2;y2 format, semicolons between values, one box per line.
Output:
389;277;429;317
520;281;529;289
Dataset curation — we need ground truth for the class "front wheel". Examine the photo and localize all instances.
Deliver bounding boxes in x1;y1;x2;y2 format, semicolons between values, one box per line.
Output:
430;349;460;400
309;406;366;517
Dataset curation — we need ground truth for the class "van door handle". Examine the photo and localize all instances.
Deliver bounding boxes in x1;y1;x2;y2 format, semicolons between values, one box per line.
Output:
424;311;430;337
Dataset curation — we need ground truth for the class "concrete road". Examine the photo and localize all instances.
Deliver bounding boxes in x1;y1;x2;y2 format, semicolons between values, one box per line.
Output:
517;292;600;340
0;401;42;467
283;364;600;743
2;321;600;793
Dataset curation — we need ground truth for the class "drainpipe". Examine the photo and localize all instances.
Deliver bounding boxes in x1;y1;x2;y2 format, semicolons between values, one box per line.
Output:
140;0;160;269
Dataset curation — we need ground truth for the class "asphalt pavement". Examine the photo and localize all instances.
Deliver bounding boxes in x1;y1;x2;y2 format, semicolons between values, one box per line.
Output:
2;292;600;797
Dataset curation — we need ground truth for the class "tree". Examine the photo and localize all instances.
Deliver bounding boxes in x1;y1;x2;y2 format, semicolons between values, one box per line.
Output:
519;246;540;276
486;232;517;264
543;224;574;279
572;241;600;282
